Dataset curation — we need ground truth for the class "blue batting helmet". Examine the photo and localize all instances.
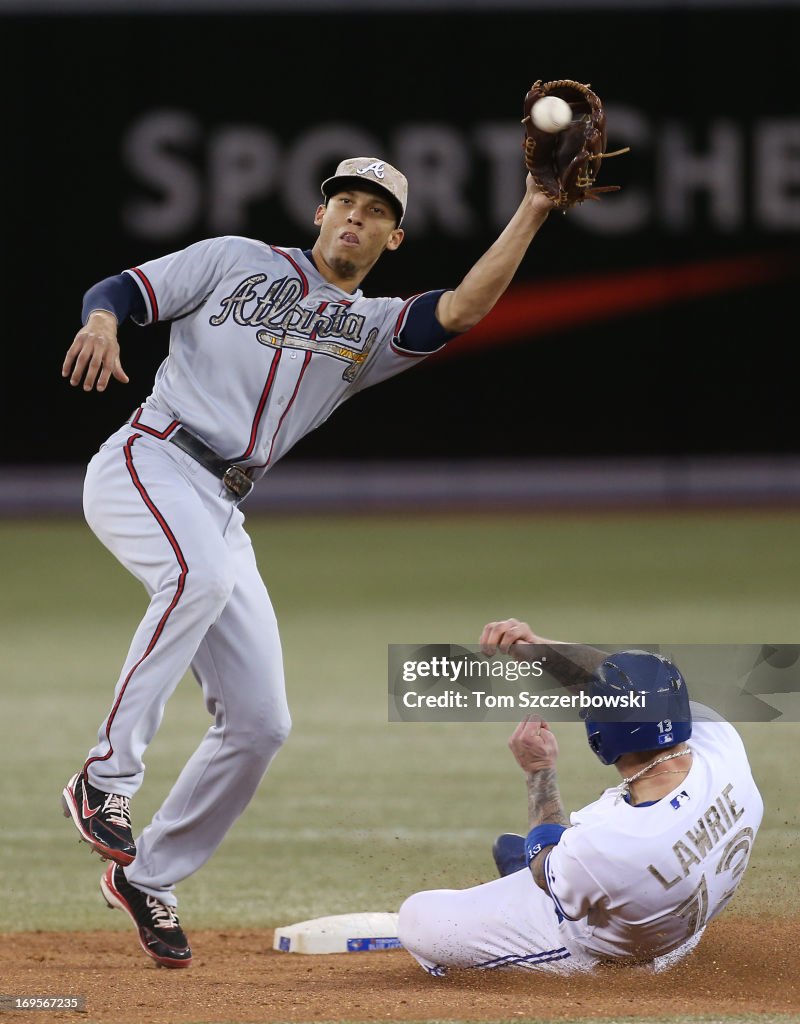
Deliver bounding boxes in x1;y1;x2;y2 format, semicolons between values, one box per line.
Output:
583;650;692;765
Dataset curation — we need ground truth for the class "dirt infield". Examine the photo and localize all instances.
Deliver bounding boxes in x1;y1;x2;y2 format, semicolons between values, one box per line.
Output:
2;915;796;1023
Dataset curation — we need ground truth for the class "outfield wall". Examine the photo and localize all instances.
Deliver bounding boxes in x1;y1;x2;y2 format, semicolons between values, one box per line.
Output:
1;4;798;467
3;457;800;516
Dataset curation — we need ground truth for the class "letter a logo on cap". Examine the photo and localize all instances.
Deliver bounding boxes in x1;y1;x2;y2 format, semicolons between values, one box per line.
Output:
357;161;386;180
320;157;408;223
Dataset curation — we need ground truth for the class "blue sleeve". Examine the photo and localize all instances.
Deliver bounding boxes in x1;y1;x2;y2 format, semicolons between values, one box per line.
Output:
524;823;568;866
81;273;146;326
394;288;458;353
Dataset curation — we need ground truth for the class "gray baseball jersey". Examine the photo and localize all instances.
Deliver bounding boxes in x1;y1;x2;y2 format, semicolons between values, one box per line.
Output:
125;236;447;478
73;232;454;909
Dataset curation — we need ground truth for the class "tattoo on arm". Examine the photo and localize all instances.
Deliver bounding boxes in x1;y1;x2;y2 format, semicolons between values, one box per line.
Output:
531;850;550;891
527;768;569;893
527;768;568;830
515;643;609;694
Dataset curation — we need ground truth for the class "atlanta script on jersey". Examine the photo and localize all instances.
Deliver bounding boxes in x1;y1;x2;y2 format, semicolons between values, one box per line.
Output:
125;236;448;480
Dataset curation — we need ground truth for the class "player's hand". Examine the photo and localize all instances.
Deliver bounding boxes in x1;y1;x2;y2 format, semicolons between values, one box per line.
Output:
480;618;542;656
62;311;129;392
525;174;556;215
509;715;559;773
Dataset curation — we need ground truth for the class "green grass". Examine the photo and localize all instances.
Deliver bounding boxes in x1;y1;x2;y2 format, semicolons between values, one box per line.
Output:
2;510;800;934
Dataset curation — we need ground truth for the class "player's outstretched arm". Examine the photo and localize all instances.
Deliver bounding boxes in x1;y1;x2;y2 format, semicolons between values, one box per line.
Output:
481;618;609;695
434;177;552;335
62;310;129;393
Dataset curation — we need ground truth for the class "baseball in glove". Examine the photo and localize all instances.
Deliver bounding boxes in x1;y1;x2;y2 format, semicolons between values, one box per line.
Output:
522;79;629;210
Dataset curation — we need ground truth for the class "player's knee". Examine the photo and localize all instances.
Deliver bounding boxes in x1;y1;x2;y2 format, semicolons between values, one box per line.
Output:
397;891;434;959
184;561;236;612
231;702;292;756
261;710;292;750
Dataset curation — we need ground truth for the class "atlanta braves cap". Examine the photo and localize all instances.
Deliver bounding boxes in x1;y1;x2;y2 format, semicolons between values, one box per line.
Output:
321;157;408;225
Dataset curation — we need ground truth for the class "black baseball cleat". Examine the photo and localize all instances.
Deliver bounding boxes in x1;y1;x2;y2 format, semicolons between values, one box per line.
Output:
61;771;136;866
492;832;527;877
100;863;193;969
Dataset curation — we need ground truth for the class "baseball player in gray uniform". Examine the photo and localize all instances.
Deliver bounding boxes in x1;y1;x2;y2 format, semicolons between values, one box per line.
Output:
60;159;554;967
398;619;763;975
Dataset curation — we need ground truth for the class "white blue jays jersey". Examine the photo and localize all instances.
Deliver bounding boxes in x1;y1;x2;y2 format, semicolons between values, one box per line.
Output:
124;237;447;478
546;704;763;962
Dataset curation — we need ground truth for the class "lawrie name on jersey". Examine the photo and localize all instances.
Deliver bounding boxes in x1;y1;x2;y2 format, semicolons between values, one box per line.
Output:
649;782;750;891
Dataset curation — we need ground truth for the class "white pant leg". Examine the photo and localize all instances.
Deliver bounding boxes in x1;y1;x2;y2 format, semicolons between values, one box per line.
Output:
398;869;595;974
127;527;291;904
82;431;240;794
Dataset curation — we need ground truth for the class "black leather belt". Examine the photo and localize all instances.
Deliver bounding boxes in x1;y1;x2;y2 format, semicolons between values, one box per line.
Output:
169;427;254;499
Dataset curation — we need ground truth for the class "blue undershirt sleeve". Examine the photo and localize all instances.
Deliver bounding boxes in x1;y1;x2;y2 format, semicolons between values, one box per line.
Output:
81;273;146;326
395;288;459;353
524;823;568;866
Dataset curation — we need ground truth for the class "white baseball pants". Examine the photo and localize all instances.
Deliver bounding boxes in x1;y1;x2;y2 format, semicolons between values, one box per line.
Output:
398;866;705;975
398;867;597;974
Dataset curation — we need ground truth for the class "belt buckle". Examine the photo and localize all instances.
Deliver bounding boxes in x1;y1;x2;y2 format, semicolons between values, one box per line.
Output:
222;465;253;499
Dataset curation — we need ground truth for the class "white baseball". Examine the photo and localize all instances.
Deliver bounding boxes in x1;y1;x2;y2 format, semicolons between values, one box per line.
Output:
530;95;572;133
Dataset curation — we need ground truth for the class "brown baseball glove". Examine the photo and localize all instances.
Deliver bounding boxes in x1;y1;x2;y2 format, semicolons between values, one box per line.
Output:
522;79;629;210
